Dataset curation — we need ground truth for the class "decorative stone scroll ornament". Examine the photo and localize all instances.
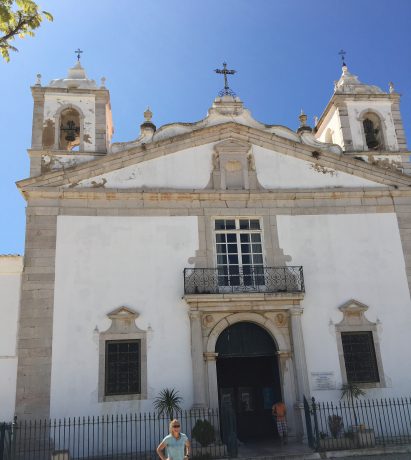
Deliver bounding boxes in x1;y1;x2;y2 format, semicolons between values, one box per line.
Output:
98;306;147;401
209;138;262;190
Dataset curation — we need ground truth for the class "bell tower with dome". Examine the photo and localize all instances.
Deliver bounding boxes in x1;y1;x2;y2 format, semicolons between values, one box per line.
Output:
29;58;113;177
314;61;408;170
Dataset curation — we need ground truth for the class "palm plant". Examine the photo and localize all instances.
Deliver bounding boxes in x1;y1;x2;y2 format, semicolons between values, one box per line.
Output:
340;382;366;427
153;388;183;420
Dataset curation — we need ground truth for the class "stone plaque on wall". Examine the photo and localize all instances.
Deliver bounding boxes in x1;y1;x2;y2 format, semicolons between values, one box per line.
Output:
311;372;336;390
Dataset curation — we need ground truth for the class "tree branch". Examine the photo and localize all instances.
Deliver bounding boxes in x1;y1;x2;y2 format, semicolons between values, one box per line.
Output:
0;12;38;44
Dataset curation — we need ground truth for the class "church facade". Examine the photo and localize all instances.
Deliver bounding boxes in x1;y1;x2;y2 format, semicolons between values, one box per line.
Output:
1;60;411;442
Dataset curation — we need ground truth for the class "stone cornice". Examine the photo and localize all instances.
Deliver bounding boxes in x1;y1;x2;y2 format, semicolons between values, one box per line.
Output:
16;123;411;194
17;185;411;202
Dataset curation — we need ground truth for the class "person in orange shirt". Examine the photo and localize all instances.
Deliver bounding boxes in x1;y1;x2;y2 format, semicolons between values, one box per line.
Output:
272;401;288;445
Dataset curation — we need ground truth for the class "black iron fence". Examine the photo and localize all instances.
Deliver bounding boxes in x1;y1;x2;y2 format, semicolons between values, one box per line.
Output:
1;409;230;460
184;266;304;295
305;396;411;452
0;422;12;460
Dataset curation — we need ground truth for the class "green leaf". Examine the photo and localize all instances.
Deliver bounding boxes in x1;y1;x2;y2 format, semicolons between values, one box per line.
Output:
0;0;53;61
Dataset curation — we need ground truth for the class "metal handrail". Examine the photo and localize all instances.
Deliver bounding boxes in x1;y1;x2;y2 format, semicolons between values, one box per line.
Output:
184;266;304;295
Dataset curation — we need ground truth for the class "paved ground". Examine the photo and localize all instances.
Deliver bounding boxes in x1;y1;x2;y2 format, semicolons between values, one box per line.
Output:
236;438;411;459
333;455;411;459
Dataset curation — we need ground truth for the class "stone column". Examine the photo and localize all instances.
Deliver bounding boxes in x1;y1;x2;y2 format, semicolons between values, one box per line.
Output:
204;352;219;409
277;351;297;441
289;306;310;401
290;306;310;443
189;311;207;408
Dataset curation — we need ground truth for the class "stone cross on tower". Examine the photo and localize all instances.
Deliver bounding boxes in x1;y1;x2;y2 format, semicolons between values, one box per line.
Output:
338;49;347;66
214;62;237;97
75;48;83;61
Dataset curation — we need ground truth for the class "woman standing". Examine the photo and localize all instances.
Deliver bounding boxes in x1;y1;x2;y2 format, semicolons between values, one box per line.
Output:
157;419;191;460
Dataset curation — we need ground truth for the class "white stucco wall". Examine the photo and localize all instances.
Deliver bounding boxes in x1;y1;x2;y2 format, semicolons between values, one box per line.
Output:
316;107;344;148
44;93;96;151
76;143;383;191
253;146;383;189
51;216;199;418
0;256;23;421
277;213;411;400
77;144;215;189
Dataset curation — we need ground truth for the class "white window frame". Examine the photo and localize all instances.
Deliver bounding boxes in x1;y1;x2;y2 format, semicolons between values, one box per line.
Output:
213;217;265;291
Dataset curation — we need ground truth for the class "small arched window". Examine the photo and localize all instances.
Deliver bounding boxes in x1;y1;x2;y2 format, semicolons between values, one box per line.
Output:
362;113;383;150
59;108;81;150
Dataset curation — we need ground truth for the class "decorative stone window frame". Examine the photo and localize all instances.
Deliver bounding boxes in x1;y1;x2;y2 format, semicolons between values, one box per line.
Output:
357;109;387;152
335;299;385;388
54;103;85;151
98;306;148;402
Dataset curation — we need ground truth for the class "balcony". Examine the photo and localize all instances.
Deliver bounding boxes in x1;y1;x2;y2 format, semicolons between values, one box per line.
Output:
183;266;305;295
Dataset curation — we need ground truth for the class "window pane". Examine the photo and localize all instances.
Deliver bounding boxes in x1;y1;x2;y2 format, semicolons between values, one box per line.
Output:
218;266;228;276
215;220;225;230
253;254;263;264
228;254;239;264
216;244;227;254
227;244;238;254
250;220;260;230
229;265;239;275
242;265;252;275
226;220;235;229
252;244;262;253
241;243;251;254
251;234;261;243
229;275;240;286
216;234;226;243
242;254;251;265
217;254;227;264
239;220;250;229
226;234;237;243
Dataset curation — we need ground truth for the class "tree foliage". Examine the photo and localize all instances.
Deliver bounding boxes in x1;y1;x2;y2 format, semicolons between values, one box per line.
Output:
340;382;366;427
153;388;183;421
0;0;53;62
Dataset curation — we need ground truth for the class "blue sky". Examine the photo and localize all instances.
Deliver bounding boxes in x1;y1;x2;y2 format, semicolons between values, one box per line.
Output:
1;0;411;254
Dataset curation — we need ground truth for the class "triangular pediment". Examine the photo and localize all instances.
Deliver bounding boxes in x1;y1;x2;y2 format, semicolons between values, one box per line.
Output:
107;306;138;320
17;123;411;194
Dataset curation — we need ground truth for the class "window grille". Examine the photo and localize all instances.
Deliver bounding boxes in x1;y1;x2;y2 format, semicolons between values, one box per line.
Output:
105;340;141;396
341;331;379;383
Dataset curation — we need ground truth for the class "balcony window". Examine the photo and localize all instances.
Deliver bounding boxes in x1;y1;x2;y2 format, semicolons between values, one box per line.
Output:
215;218;264;288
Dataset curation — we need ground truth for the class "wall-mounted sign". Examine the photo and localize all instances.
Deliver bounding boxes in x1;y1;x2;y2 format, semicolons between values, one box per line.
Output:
311;372;336;390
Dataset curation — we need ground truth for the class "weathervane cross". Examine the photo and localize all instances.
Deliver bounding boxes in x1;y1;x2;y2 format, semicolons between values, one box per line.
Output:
75;48;83;61
214;62;237;97
338;49;346;66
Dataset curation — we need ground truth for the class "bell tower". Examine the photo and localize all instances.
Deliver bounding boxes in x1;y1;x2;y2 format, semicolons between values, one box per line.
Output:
314;62;408;169
29;59;113;176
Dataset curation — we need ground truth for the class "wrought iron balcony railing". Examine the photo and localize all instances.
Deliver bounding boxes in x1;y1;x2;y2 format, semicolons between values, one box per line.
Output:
184;266;304;295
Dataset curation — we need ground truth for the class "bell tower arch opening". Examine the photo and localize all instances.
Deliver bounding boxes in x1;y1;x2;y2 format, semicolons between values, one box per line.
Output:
361;111;384;150
216;321;282;441
58;107;82;151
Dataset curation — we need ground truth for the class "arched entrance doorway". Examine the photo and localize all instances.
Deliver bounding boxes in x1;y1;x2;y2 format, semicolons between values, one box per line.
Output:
216;322;282;441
